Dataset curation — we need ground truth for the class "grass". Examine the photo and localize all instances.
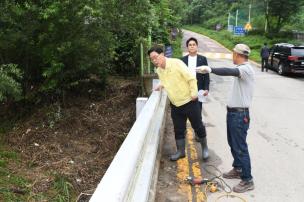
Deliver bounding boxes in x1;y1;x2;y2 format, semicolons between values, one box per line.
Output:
53;174;73;202
183;25;302;63
0;145;76;202
0;151;18;160
0;148;29;202
0;106;75;201
172;34;183;58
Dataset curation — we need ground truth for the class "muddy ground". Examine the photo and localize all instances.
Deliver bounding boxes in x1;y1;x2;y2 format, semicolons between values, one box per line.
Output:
1;77;139;201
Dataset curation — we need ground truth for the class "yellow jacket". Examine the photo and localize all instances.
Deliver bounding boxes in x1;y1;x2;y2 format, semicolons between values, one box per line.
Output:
156;58;198;107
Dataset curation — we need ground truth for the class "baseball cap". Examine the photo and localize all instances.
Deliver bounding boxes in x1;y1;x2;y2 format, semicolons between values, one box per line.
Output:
233;44;251;56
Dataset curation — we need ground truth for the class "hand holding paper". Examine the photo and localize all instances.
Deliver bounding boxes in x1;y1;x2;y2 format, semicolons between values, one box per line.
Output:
198;90;209;103
196;65;211;74
203;90;209;96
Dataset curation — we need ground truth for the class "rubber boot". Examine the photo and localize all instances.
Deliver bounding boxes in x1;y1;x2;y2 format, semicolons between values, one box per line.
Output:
170;139;186;161
200;137;209;160
194;133;200;142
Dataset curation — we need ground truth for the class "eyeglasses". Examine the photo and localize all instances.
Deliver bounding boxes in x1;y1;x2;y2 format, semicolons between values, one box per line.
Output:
150;54;160;62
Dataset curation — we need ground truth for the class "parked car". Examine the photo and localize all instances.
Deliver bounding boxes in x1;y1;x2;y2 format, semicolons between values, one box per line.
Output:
267;43;304;75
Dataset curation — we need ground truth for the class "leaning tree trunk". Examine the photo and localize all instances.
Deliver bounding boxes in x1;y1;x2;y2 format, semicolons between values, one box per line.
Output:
275;16;283;33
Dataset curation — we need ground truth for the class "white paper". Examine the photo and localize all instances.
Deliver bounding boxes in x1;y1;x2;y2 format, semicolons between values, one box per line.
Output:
198;90;209;103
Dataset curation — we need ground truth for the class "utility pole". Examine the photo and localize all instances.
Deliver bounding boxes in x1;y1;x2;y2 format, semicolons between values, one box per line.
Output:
228;12;234;32
235;9;238;27
228;12;231;28
248;4;252;23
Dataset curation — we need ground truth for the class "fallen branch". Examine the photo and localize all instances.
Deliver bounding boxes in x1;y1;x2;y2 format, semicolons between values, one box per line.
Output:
76;189;95;202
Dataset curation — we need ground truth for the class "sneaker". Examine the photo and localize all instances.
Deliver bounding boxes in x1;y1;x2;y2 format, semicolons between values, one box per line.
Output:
222;168;241;179
233;180;254;193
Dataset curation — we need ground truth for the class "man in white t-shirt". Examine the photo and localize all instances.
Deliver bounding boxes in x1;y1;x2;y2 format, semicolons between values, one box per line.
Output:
181;37;210;145
182;37;210;112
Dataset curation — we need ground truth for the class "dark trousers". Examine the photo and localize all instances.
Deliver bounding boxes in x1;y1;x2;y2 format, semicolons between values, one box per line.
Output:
261;58;268;72
227;110;252;181
198;101;203;114
171;100;206;140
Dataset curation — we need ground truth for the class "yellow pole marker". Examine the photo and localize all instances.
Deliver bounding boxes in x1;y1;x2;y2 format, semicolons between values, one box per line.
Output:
176;150;192;201
187;129;206;202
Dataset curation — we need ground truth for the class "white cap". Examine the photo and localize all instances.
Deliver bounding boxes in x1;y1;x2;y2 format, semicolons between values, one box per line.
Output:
233;44;251;56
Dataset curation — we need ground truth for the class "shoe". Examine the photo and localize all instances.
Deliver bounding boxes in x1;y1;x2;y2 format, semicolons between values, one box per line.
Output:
200;137;209;160
170;139;186;161
233;180;254;193
223;168;242;179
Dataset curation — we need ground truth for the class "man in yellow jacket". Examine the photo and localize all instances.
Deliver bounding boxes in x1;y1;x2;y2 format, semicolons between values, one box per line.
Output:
148;46;209;161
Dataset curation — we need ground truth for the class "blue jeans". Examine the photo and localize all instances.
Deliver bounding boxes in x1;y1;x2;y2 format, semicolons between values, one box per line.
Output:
227;111;252;181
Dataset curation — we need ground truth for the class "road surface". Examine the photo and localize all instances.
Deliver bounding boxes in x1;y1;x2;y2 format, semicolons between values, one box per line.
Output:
155;29;304;202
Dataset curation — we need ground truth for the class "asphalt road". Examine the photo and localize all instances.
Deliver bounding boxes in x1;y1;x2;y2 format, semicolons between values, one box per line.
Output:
184;29;304;201
155;30;304;202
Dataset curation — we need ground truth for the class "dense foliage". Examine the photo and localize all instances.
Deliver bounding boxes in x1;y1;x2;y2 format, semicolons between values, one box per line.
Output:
2;0;302;104
0;64;22;102
0;0;184;103
183;0;304;33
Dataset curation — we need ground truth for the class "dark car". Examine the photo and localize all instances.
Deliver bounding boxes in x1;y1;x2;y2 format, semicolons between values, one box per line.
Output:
267;43;304;75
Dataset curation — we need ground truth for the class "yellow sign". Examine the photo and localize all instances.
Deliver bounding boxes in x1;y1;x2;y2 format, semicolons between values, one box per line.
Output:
245;23;252;31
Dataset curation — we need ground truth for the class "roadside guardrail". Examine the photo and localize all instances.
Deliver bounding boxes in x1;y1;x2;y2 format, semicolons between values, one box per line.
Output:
90;89;168;202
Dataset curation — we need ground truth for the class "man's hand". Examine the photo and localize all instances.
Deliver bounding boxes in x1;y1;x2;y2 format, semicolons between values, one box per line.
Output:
203;90;209;96
153;84;163;91
191;96;198;101
196;65;211;74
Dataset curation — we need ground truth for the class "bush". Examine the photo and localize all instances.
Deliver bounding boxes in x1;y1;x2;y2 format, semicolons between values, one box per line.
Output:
0;64;23;102
203;16;226;30
266;31;293;39
0;1;114;99
0;1;180;104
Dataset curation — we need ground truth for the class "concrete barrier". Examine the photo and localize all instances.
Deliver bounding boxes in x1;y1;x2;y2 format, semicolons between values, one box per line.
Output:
90;89;168;202
136;97;149;118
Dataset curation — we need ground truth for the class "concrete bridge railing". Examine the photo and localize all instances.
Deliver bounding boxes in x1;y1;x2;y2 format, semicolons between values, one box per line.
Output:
90;89;168;202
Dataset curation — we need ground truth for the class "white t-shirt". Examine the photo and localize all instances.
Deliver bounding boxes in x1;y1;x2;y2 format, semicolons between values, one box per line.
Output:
188;55;197;77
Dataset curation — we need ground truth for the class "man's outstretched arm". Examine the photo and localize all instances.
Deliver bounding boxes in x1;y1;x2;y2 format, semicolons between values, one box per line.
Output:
211;67;240;77
196;66;240;77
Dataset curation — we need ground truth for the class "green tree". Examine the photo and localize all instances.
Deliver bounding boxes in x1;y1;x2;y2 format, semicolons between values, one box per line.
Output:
267;0;304;33
287;6;304;31
0;64;23;102
109;0;153;76
0;0;182;104
169;0;188;25
150;0;186;45
0;1;114;98
184;0;204;24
